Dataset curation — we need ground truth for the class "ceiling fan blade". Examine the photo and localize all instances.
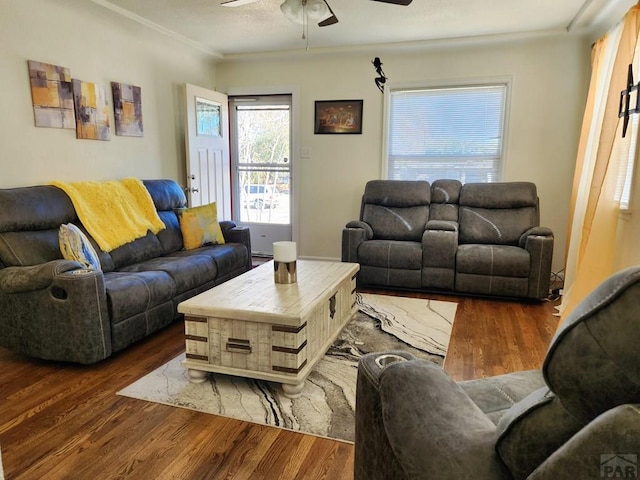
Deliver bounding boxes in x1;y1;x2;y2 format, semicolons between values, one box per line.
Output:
221;0;261;7
370;0;413;5
318;0;338;27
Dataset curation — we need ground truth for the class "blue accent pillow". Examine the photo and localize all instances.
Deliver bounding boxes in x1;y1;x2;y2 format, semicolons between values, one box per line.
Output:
59;223;101;271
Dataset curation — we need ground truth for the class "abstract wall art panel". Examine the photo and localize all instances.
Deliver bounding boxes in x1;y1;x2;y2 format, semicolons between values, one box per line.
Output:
111;82;143;137
72;79;111;141
27;60;76;129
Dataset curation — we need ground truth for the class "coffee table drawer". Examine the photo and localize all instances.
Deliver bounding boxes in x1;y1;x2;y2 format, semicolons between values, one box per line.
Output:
185;316;308;375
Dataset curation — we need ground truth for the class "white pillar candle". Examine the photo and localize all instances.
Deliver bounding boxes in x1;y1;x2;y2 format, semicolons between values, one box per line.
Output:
273;241;297;263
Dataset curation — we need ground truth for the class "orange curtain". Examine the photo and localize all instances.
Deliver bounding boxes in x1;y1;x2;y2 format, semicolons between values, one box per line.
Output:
560;4;640;319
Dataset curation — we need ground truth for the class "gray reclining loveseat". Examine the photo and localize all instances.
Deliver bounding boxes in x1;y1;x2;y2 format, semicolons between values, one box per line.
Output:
342;179;554;299
355;265;640;479
0;179;251;364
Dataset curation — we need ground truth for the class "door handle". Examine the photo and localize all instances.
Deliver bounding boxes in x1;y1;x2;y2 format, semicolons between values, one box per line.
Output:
190;187;199;193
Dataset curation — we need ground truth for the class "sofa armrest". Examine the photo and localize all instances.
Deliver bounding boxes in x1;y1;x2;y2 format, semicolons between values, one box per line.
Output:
0;264;111;363
220;221;252;270
426;219;459;232
520;228;554;299
346;220;373;238
356;352;509;480
0;259;83;293
342;221;373;263
355;351;420;480
422;220;459;289
518;227;553;247
528;404;640;480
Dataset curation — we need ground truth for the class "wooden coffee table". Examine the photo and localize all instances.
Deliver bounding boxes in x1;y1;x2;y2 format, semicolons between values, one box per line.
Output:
177;259;359;398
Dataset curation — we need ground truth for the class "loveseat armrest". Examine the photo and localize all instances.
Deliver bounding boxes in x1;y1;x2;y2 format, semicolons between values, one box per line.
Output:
519;227;554;299
0;264;111;363
342;221;373;263
425;219;459;232
422;220;459;290
355;352;509;480
220;221;252;270
518;226;553;246
0;259;83;293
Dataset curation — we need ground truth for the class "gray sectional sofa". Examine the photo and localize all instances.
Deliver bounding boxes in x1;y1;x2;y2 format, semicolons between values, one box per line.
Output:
342;179;554;299
0;179;252;364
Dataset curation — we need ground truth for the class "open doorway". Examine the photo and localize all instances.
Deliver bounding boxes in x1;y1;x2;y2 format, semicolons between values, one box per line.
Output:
229;94;293;255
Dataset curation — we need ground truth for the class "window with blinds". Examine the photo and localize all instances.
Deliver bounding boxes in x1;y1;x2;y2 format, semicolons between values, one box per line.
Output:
385;83;508;183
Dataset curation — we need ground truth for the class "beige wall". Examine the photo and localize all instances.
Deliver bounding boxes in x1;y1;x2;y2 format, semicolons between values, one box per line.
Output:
0;0;605;275
0;0;216;188
216;35;592;273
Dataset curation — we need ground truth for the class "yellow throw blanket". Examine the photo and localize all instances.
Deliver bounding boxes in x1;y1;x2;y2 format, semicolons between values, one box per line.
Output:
52;178;166;252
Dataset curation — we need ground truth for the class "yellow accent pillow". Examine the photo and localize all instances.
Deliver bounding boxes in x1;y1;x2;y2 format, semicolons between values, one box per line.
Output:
178;202;225;250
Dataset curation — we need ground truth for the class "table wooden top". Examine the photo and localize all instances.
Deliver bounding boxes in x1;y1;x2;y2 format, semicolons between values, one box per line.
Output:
177;260;359;326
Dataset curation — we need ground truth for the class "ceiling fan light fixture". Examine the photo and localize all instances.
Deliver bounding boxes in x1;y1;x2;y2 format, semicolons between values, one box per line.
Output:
280;0;303;23
280;0;329;25
306;0;329;20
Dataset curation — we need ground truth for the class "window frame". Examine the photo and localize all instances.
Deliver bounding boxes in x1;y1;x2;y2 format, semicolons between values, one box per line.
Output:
381;77;512;183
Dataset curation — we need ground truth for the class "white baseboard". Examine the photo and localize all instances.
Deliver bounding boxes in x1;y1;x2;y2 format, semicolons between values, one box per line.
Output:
0;444;5;480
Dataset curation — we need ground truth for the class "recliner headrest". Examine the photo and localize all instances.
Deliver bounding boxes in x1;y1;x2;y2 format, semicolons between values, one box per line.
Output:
543;266;640;421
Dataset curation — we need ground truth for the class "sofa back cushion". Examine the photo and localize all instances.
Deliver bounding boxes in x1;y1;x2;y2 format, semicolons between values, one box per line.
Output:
0;185;76;266
361;180;430;241
495;266;640;479
143;179;186;255
458;182;538;245
430;179;462;222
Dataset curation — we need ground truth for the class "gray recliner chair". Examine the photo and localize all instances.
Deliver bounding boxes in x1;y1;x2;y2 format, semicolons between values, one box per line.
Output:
355;266;640;480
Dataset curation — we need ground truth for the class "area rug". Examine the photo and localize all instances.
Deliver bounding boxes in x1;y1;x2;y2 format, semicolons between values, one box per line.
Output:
117;293;457;443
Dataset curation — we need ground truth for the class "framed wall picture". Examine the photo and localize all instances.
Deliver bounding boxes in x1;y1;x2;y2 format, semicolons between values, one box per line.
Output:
27;60;76;129
72;79;111;141
314;99;363;134
111;82;143;137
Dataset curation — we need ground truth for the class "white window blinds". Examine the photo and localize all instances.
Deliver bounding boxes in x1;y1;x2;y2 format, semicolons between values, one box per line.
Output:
386;84;507;183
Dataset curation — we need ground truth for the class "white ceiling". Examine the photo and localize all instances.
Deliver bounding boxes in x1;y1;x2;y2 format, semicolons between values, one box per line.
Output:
93;0;636;57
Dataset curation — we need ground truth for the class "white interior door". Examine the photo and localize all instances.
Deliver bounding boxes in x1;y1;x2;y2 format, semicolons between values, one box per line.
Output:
184;84;231;218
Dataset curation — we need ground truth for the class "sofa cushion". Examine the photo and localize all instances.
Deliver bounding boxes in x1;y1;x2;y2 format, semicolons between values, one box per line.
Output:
362;180;430;207
459;369;545;425
459;182;538;209
458;182;538;245
177;202;225;250
109;231;164;269
456;244;530;277
118;254;218;294
156;211;183;255
0;230;62;266
143;179;187;211
358;240;423;270
0;185;76;232
459;207;538;245
104;270;176;323
168;243;248;275
430;179;462;222
363;205;429;242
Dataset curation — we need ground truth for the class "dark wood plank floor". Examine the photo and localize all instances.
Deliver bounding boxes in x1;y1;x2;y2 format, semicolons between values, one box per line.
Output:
0;291;558;479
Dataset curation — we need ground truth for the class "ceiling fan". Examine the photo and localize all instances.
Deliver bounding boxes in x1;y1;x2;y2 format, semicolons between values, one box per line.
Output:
221;0;413;28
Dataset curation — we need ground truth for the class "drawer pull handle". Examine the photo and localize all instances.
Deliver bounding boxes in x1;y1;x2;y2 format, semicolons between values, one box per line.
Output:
329;294;337;319
226;338;252;354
